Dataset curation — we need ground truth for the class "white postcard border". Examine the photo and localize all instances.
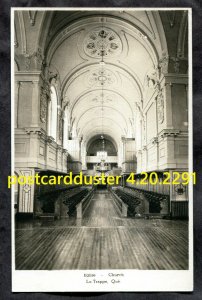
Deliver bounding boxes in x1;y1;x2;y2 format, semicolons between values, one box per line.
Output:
11;7;193;292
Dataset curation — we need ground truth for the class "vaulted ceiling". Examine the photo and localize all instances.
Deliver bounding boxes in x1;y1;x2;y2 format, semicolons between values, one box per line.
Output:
14;10;188;147
44;11;166;146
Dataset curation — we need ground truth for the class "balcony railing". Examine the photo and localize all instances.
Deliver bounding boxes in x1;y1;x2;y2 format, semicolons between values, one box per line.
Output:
86;156;118;163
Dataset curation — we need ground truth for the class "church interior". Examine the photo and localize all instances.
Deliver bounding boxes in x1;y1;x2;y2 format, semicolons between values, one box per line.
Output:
14;9;189;270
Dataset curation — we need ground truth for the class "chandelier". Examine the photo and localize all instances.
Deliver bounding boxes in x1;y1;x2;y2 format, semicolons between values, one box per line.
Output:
97;135;107;161
97;151;107;161
95;18;109;171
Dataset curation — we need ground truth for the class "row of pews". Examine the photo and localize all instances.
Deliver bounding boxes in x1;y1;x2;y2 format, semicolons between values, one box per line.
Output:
38;186;92;218
114;188;141;217
62;188;89;216
128;186;169;215
112;186;169;217
128;188;168;214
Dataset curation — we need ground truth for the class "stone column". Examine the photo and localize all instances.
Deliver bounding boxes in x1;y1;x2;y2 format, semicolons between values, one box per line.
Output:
142;145;147;172
15;81;20;128
45;136;57;169
67;137;82;173
136;150;142;173
81;141;87;170
164;82;173;129
25;128;45;167
56;145;63;172
122;137;137;173
31;80;40;127
62;149;68;172
17;168;35;214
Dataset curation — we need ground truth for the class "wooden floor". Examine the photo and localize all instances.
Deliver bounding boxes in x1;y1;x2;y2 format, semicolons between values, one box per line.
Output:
15;191;188;270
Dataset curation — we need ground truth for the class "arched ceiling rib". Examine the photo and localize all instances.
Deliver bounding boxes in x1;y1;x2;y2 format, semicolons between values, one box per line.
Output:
86;134;118;152
62;62;143;99
83;127;123;145
69;87;136;118
75;106;129;131
79;117;125;136
71;89;133;119
46;14;159;64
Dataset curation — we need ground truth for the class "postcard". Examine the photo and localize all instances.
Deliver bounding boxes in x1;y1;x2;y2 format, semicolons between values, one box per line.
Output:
11;7;193;292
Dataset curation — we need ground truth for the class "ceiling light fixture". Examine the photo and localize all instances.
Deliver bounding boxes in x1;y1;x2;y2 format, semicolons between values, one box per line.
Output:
99;17;106;67
100;17;105;142
96;18;108;167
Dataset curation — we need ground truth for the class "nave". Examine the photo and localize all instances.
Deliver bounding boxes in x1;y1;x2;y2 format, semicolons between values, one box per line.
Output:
14;10;189;274
15;190;188;270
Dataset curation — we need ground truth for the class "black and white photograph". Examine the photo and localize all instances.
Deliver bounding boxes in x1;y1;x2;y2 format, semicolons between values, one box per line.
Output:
12;8;193;292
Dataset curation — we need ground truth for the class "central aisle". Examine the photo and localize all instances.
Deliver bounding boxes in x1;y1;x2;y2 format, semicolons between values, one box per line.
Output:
82;190;122;227
15;190;188;270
